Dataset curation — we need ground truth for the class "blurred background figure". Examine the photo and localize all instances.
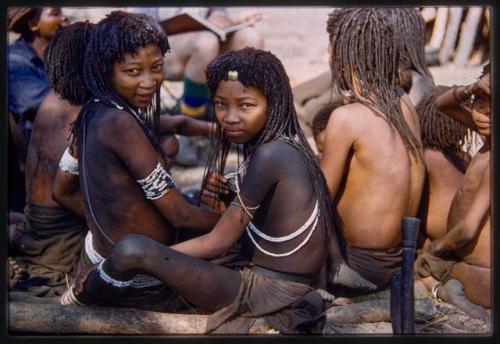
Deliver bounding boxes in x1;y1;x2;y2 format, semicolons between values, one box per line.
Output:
7;7;67;215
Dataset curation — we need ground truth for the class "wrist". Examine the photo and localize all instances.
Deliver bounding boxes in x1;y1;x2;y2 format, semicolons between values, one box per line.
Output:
453;85;473;103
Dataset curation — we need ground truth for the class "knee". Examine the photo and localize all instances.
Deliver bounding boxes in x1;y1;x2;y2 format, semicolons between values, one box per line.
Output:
193;31;220;60
231;27;264;50
108;234;154;272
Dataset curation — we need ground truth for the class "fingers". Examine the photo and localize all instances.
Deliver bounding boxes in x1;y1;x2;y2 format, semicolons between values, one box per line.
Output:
205;173;230;194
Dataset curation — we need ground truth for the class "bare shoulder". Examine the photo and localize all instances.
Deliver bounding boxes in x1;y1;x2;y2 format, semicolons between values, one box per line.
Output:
96;107;143;140
253;140;297;162
324;103;369;137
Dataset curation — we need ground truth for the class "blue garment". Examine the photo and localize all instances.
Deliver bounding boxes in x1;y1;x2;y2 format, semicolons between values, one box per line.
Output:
8;38;51;121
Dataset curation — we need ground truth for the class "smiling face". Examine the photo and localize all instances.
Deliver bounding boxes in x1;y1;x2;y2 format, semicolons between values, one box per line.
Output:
111;43;164;109
213;80;268;144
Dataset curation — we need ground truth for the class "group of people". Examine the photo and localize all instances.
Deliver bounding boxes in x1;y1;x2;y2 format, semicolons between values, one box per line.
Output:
7;6;491;334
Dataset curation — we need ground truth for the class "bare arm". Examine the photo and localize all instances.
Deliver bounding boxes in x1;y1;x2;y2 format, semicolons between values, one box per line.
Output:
435;85;476;130
107;111;219;232
171;204;250;259
319;107;356;198
159;114;215;137
171;142;280;259
429;165;490;255
52;168;85;218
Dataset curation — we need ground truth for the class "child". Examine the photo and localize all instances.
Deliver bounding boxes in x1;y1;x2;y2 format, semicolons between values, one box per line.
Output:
65;48;366;334
311;101;343;155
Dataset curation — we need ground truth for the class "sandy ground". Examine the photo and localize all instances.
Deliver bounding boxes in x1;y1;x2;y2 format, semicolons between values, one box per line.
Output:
13;6;490;335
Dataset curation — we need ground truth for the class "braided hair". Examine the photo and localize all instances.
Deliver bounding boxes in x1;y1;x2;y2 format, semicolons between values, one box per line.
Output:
327;8;421;156
388;7;434;88
44;21;94;106
417;86;473;173
204;47;334;245
72;11;169;160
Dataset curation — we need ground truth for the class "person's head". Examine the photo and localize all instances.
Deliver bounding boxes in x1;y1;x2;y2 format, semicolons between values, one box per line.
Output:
388;8;434;89
44;21;95;106
204;47;333;245
417;86;473;172
471;66;491;138
8;7;66;42
83;10;169;127
312;101;342;154
326;8;420;155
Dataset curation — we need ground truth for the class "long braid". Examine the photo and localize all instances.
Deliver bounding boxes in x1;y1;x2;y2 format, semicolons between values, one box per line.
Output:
204;48;333;246
327;8;421;156
389;7;435;88
44;21;95;106
417;86;474;173
71;11;170;162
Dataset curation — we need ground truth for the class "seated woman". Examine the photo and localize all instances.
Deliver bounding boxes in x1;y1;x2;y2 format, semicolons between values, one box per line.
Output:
63;48;363;334
59;11;220;312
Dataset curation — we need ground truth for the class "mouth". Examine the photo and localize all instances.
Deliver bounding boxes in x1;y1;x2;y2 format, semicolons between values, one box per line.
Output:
136;93;154;104
223;127;245;138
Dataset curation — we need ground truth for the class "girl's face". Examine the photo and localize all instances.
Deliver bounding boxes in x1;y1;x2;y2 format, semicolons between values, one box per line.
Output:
214;80;268;144
33;7;66;40
112;43;164;109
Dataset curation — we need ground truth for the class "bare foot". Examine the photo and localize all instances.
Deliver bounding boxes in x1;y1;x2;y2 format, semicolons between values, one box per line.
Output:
328;262;377;290
437;279;488;319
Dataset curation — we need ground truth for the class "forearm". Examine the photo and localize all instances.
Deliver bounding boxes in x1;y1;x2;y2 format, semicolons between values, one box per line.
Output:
435;86;476;130
174;203;220;232
159;115;213;137
430;223;471;255
57;191;86;218
171;233;225;260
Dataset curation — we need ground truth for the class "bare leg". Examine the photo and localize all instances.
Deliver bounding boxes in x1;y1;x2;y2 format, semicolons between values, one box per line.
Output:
451;261;491;309
436;279;488;318
76;234;242;312
222;27;264;52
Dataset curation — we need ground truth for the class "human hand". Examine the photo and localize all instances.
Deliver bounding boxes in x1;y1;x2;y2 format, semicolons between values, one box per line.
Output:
471;73;490;98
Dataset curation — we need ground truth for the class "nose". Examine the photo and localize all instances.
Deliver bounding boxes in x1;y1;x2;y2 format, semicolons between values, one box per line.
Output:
139;73;158;91
224;107;240;124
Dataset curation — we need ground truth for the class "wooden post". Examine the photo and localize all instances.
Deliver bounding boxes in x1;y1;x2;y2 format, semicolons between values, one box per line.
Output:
453;7;484;67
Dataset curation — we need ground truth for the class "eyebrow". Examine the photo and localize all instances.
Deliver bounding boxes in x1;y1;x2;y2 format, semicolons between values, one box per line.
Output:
214;95;256;101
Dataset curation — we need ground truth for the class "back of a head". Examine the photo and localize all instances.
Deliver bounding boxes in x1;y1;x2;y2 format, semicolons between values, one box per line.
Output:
312;101;342;139
83;10;169;107
417;86;472;171
388;7;434;87
326;7;420;155
45;21;95;106
206;47;298;147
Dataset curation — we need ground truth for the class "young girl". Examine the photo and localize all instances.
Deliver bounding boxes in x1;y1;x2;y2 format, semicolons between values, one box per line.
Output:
60;11;220;312
67;47;368;333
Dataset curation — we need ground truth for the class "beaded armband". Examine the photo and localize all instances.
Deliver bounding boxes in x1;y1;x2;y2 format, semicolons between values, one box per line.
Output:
59;147;79;175
137;163;174;200
97;260;132;288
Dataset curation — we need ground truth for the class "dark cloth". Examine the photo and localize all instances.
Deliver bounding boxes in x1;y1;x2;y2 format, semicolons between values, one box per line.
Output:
8;125;26;213
414;249;456;282
206;268;326;334
8;38;50;117
11;203;87;297
8;38;51;139
75;245;187;313
345;245;402;289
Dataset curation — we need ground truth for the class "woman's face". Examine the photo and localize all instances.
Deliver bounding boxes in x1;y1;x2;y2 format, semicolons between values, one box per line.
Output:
112;43;164;109
34;7;66;39
213;79;268;144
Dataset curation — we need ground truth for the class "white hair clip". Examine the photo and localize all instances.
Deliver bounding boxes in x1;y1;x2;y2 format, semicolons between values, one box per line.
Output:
228;70;238;81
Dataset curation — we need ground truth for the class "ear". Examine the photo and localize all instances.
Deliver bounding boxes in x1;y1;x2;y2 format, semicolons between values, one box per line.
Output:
28;17;40;33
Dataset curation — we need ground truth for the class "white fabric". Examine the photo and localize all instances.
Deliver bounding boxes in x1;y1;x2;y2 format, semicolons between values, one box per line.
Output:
59;147;79;175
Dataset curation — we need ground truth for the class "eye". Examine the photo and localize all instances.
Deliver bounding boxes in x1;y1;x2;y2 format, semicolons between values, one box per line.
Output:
125;68;140;76
214;101;226;107
152;64;163;73
241;103;255;109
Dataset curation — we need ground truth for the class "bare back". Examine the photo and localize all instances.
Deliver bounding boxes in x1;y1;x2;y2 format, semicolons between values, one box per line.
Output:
322;95;425;249
26;90;78;207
